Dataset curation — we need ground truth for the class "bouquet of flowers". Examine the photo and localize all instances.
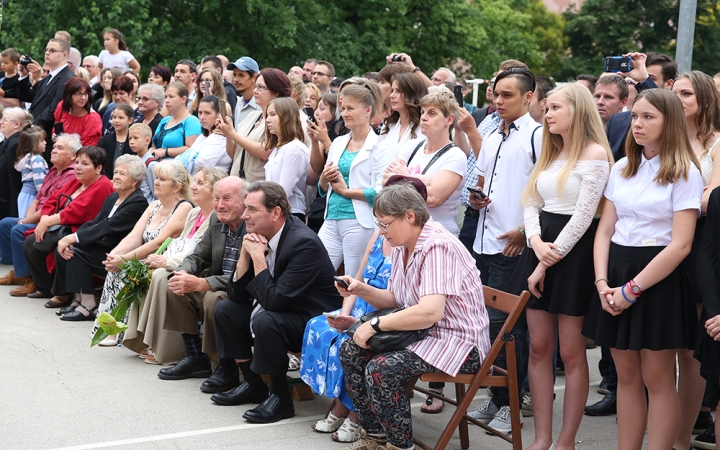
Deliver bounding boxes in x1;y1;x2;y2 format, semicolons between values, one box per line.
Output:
90;237;173;346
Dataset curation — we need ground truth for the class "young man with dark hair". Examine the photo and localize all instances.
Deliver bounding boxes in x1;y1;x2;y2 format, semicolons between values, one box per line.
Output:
528;76;555;123
227;56;260;125
312;61;335;94
175;59;197;107
202;55;238;115
576;74;599;93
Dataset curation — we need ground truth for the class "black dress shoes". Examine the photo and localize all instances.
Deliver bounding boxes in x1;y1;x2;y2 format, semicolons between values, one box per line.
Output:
243;394;295;423
158;355;212;380
597;377;611;395
584;392;617;416
211;382;269;406
201;360;240;393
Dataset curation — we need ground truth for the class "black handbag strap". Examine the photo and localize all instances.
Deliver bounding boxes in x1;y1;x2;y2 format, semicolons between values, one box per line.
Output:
56;193;73;213
407;140;456;175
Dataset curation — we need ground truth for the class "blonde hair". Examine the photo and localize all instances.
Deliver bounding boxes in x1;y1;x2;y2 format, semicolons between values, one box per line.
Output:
522;83;612;205
129;122;152;139
622;89;700;185
153;159;191;199
288;75;306;109
420;89;460;128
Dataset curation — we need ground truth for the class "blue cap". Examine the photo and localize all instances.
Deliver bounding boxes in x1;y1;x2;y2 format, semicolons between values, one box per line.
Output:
227;56;259;73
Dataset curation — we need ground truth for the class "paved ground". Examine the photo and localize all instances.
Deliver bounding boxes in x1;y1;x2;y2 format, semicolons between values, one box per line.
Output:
0;265;627;450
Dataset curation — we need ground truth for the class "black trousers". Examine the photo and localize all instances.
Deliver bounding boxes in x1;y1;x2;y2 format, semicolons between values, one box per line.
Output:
54;246;107;294
24;234;54;294
213;299;308;376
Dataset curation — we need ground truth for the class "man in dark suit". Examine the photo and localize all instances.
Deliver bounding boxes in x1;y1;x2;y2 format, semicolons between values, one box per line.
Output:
17;38;75;162
0;107;26;220
160;176;248;380
206;181;342;423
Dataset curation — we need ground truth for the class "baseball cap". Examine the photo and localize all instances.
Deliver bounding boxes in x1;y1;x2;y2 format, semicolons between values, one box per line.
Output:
227;56;259;73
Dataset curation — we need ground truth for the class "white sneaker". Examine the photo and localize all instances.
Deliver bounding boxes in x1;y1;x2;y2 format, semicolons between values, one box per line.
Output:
468;399;500;423
487;406;521;435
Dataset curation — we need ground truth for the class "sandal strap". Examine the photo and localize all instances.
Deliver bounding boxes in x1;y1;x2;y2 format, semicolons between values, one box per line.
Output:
425;389;443;405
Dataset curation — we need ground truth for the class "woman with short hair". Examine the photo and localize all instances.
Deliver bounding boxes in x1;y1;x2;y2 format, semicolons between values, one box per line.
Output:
148;65;172;88
136;83;164;134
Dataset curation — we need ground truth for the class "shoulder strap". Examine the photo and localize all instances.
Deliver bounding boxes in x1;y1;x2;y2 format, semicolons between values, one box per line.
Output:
421;143;456;175
239;114;263;175
530;125;541;164
406;140;427;166
144;156;157;168
171;198;193;215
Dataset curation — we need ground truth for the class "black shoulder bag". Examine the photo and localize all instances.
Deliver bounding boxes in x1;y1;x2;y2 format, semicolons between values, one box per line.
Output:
346;308;432;353
407;140;456;175
33;193;73;252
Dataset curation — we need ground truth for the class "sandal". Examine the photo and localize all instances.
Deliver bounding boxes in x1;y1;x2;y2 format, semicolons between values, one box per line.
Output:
288;353;301;371
56;299;80;316
331;418;363;442
139;349;149;359
420;389;444;414
60;305;97;322
144;354;161;365
312;411;344;433
45;294;73;309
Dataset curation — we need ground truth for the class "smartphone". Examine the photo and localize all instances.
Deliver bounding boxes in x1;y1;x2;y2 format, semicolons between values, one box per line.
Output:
203;80;211;96
218;98;228;118
323;311;340;318
604;56;633;73
334;276;350;289
453;85;464;106
467;186;487;198
304;106;317;125
53;122;64;135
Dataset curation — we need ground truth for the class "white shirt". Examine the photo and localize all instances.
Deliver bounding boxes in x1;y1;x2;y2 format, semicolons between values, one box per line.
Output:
473;113;543;256
377;120;425;159
398;139;467;235
265;139;310;215
186;133;231;175
98;50;135;72
605;156;702;247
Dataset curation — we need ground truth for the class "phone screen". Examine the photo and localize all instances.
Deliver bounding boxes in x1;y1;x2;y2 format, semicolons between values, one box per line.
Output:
453;85;464;106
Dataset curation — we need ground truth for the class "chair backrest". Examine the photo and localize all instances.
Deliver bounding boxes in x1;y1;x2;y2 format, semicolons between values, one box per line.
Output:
479;286;530;375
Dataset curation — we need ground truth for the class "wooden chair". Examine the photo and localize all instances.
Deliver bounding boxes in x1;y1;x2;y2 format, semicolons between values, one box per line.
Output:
413;286;531;450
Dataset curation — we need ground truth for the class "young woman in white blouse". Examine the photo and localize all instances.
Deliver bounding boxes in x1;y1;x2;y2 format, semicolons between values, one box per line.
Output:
378;73;427;157
671;70;720;450
263;97;310;221
515;83;612;450
587;89;703;450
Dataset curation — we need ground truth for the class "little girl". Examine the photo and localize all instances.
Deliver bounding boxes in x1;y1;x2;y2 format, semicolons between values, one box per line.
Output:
98;29;140;74
97;104;134;177
263;97;310;221
15;125;48;218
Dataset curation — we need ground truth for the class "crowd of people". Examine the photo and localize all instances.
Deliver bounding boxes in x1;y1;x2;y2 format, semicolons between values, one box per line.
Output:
1;27;720;450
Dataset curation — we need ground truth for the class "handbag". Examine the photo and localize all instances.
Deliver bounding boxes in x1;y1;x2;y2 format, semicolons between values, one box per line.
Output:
346;308;432;353
33;193;73;252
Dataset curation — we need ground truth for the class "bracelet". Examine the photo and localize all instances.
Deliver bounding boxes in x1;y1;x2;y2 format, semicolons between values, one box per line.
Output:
594;278;609;286
621;284;637;304
518;225;525;235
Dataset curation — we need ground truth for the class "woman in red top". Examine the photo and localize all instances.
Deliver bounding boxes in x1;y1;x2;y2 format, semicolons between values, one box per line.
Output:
54;78;102;146
24;146;114;298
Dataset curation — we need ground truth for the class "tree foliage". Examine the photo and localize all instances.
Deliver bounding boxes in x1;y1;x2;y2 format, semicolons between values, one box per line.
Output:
0;0;567;80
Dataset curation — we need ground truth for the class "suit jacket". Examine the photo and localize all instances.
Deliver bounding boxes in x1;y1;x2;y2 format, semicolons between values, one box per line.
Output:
75;189;148;253
178;212;236;291
18;66;75;161
97;132;132;177
472;106;490;127
228;215;343;319
606;77;659;161
0;132;22;219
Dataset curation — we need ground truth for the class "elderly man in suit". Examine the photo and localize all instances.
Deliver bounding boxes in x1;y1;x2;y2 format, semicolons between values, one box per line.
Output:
17;38;75;161
205;181;343;424
159;176;248;379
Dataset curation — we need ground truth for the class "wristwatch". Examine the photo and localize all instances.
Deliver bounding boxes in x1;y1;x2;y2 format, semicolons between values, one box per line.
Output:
628;279;643;296
413;66;421;73
370;317;382;333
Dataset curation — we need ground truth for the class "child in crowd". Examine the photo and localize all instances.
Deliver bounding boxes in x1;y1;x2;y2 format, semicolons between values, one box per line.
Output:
15;125;48;218
0;48;20;107
128;123;157;203
98;29;140;74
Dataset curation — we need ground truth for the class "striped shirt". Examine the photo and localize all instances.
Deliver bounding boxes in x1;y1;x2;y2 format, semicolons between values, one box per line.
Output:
220;223;243;276
460;112;501;206
20;154;49;192
388;218;490;376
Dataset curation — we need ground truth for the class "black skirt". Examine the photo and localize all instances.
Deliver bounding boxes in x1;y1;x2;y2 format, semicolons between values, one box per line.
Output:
685;216;706;304
694;309;720;407
508;211;597;316
583;243;697;351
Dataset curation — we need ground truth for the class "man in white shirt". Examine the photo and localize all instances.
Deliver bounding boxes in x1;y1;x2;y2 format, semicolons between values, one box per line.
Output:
82;55;100;85
467;67;542;433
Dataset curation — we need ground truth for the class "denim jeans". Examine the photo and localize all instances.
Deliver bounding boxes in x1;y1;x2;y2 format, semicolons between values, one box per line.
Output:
0;217;33;277
458;207;479;255
475;252;528;408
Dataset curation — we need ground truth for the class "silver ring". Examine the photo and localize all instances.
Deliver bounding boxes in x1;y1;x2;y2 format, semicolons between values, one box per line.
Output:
609;300;615;306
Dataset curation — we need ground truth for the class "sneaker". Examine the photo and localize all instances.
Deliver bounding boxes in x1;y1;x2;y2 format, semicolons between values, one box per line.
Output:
486;405;521;435
695;411;715;435
521;394;533;417
694;423;716;450
468;399;500;423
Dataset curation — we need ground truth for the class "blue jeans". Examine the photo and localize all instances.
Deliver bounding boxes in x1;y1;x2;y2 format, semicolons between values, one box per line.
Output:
0;217;33;277
475;252;528;408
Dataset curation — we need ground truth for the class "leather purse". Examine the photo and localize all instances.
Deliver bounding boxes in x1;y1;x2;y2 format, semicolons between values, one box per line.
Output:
346;308;432;353
33;194;73;252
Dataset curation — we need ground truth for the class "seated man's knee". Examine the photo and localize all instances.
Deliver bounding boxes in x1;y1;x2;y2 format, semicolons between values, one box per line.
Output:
213;298;234;323
251;311;279;339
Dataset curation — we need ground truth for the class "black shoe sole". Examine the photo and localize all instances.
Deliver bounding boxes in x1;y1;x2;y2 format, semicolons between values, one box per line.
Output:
211;393;267;406
200;382;241;393
242;409;295;423
158;369;212;380
584;408;616;417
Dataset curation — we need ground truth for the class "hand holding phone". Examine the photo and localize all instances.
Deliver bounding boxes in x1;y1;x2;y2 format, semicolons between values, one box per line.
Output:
323;311;340;319
334;276;350;289
453;85;464;107
467;186;487;198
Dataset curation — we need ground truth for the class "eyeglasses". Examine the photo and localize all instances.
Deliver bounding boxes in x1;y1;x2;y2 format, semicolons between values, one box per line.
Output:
82;64;95;69
311;71;329;77
253;84;268;92
0;118;18;123
375;218;396;232
138;96;155;102
45;48;62;54
73;91;89;97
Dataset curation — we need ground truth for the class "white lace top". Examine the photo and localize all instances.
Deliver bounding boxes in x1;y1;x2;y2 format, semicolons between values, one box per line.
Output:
699;137;720;186
524;159;610;256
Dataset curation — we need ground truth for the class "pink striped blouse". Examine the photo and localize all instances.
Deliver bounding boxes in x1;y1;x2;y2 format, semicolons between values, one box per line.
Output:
389;219;491;376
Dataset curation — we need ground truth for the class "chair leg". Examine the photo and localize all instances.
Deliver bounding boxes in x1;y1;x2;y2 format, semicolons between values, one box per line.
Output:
506;340;523;450
455;383;469;450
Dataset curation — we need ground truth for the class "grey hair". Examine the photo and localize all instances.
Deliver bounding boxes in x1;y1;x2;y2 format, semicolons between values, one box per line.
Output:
68;47;82;70
57;133;82;153
3;106;30;123
114;154;147;185
138;83;165;108
436;67;457;84
195;166;228;191
373;184;430;227
82;55;99;67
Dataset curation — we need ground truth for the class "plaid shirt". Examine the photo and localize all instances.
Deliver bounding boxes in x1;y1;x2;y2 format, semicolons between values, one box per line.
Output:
460;112;502;206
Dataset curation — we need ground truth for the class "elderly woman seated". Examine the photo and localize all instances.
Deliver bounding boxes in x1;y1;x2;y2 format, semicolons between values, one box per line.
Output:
337;183;491;450
53;154;149;319
123;166;227;364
